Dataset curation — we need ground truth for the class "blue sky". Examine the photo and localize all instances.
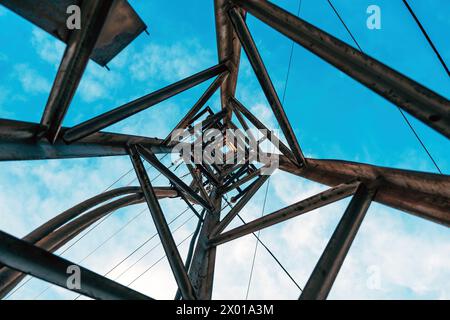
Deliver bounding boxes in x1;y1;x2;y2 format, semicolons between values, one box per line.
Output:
0;0;449;300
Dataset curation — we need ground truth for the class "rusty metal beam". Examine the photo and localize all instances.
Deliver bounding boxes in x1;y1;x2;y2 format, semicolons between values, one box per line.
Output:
277;156;450;226
228;8;306;166
300;183;376;300
221;166;265;194
186;164;212;207
0;0;147;67
231;0;450;138
209;181;359;246
0;229;152;300
40;0;113;143
0;119;174;161
212;174;270;236
64;63;229;143
0;193;142;297
23;187;141;244
215;0;244;120
129;145;196;300
137;145;214;212
230;97;296;164
188;189;221;300
163;72;229;145
0;187;179;298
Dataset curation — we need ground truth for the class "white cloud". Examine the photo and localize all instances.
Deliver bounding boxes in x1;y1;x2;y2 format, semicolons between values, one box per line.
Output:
31;28;65;67
13;64;51;94
129;40;214;83
77;63;123;103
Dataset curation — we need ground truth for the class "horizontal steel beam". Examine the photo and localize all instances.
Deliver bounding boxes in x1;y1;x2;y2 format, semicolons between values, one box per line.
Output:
40;0;113;143
277;156;450;226
300;183;376;300
0;119;174;161
129;146;196;300
210;181;359;246
0;229;152;300
232;0;450;138
228;7;306;166
64;63;229;143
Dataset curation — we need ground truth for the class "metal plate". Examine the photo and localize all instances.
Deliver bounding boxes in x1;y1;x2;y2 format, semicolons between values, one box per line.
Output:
0;0;146;66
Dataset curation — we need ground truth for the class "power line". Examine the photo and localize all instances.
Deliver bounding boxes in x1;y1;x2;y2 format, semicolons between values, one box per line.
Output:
402;0;450;77
326;0;443;174
221;196;303;295
8;157;187;299
245;0;303;300
73;208;195;300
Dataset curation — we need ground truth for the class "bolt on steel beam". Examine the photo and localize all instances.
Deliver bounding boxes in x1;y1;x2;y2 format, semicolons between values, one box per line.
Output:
129;145;196;300
231;0;450;139
299;183;377;300
228;8;306;167
64;62;229;143
40;0;114;143
0;229;152;300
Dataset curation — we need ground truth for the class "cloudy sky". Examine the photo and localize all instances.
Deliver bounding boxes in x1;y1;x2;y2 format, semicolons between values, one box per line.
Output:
0;0;449;300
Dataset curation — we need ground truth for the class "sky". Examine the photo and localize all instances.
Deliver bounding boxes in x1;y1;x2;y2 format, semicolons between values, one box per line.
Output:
0;0;449;300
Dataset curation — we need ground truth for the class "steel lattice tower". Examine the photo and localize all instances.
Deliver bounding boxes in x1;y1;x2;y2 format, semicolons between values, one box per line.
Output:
0;0;448;300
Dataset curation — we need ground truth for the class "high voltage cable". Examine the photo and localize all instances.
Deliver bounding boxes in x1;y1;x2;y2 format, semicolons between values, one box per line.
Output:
245;0;303;300
327;0;443;174
7;157;187;299
31;169;192;300
73;209;195;300
402;0;449;77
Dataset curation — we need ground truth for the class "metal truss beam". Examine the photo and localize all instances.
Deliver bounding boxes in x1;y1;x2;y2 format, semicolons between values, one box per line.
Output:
64;63;229;143
230;97;296;164
0;187;178;298
137;145;214;212
188;189;222;300
232;0;450;138
187;164;213;207
0;119;174;161
163;72;229;144
0;0;147;67
228;7;306;166
0;230;152;300
221;166;265;194
40;0;113;143
209;181;359;246
213;175;270;236
23;187;141;244
129;146;196;300
300;183;376;300
215;0;244;120
278;156;450;226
